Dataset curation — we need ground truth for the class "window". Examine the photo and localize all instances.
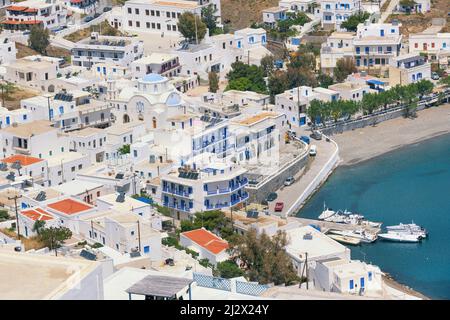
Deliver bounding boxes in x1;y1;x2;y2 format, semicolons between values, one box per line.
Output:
131;231;135;236
71;166;75;172
431;43;435;48
146;22;150;28
157;23;161;29
156;11;160;16
166;11;170;18
128;20;132;27
151;10;155;16
145;9;149;15
78;164;82;170
135;8;139;14
415;43;418;48
127;8;131;14
136;21;140;27
167;24;171;31
58;171;62;176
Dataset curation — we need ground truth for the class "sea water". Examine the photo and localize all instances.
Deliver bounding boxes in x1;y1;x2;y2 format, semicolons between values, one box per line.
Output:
297;133;450;299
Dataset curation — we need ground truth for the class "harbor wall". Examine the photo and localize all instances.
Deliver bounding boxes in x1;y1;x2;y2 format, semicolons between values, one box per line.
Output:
284;136;340;217
246;148;309;203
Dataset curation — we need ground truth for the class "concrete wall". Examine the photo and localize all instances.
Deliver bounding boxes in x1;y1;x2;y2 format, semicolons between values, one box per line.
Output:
246;151;309;203
285;137;340;216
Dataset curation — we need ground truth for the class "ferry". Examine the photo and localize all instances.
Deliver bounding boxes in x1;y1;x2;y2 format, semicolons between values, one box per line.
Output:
328;229;378;243
386;222;427;239
378;232;421;243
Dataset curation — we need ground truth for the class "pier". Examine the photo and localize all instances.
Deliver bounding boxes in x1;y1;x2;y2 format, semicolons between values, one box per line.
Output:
287;216;382;235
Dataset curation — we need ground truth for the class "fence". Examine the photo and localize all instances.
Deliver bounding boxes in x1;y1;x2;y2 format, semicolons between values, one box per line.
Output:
235;280;271;296
193;273;231;292
192;273;271;296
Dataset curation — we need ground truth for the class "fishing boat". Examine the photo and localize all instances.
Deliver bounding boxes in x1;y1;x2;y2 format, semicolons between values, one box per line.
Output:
378;232;421;243
318;204;336;220
319;205;382;228
386;222;427;239
328;229;378;243
328;234;361;245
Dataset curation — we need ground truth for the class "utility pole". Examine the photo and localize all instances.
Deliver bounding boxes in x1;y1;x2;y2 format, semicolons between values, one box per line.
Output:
305;252;309;290
91;220;94;239
247;50;250;65
137;220;141;252
8;194;22;239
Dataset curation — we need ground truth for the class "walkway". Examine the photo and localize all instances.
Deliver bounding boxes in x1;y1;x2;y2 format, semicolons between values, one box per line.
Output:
268;134;338;216
380;0;399;23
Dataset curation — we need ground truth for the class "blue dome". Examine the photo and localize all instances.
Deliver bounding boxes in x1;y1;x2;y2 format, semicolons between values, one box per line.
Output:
142;73;165;82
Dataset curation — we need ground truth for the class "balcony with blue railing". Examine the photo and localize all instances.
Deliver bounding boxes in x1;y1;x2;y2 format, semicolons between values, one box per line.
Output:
204;178;248;196
164;202;191;212
231;192;249;206
162;186;192;198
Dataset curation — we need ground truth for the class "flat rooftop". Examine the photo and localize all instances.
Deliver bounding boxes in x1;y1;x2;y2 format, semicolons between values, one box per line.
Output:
1;120;54;137
0;251;99;299
233;112;279;126
285;226;348;260
52;180;103;196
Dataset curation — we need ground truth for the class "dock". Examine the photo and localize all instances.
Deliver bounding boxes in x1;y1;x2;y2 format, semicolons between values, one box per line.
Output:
288;216;382;235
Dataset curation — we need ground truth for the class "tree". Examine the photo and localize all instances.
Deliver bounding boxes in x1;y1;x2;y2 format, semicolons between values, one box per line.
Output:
268;71;289;103
216;260;244;278
201;4;218;35
334;57;357;82
178;12;207;43
225;62;267;93
0;82;17;101
415;80;433;97
229;229;299;285
32;220;46;236
40;226;72;256
340;12;370;32
400;0;417;13
0;210;9;222
226;77;254;91
28;25;50;54
307;99;323;126
118;144;130;155
260;55;275;77
208;71;219;93
317;73;334;88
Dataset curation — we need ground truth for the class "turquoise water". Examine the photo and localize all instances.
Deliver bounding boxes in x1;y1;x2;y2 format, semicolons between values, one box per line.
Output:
297;133;450;299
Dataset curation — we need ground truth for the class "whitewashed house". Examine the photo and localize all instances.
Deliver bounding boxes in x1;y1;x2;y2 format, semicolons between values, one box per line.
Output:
180;227;229;265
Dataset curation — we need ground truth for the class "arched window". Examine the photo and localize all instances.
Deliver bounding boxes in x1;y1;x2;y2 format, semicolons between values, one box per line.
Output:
123;114;130;123
152;116;157;129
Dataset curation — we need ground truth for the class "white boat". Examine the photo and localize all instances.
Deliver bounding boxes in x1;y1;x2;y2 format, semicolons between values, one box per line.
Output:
386;222;427;238
378;232;421;243
328;229;378;243
319;204;382;228
328;234;361;245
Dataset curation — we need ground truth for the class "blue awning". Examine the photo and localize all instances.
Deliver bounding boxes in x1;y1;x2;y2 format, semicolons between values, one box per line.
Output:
367;79;386;86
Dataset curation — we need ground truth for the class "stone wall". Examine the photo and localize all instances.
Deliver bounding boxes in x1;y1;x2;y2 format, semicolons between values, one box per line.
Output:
245;152;309;203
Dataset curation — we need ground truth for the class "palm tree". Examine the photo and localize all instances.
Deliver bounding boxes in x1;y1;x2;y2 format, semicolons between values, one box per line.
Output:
32;220;46;236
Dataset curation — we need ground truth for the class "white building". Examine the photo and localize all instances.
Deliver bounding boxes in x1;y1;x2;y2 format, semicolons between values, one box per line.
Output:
63;0;97;14
109;0;203;35
409;29;450;64
71;33;144;69
160;162;248;220
320;31;355;74
66;127;108;163
279;0;317;13
262;6;288;28
354;22;402;69
0;36;17;65
131;53;181;79
79;210;162;259
0;106;33;130
397;0;430;14
321;0;361;30
275;86;316;127
180;227;229;265
51;179;105;205
284;226;351;280
389;53;431;86
18;207;58;238
2;0;68;32
314;257;383;296
328;81;370;101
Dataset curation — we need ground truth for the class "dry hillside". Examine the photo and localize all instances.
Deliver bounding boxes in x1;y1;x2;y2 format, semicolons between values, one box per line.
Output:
387;0;450;36
221;0;279;30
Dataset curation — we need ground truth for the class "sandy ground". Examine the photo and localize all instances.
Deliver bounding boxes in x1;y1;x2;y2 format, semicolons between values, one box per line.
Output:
334;104;450;166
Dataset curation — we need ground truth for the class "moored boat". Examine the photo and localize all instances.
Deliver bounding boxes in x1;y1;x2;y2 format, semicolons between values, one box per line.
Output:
386;222;427;239
328;234;361;245
328;229;378;243
378;232;421;243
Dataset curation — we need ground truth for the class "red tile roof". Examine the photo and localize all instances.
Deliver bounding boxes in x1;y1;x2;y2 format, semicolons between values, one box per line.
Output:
21;208;54;221
7;6;27;11
2;154;43;166
182;228;228;255
47;198;93;215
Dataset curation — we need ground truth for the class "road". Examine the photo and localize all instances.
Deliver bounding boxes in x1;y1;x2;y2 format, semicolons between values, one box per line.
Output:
380;0;399;23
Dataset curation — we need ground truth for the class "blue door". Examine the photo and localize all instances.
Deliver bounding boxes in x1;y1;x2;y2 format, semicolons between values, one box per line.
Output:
349;279;354;290
299;117;306;126
380;29;385;37
144;246;150;254
360;277;365;288
6;116;10;125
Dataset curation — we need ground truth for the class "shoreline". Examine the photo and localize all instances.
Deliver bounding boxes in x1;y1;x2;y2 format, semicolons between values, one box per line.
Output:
294;105;450;300
333;104;450;167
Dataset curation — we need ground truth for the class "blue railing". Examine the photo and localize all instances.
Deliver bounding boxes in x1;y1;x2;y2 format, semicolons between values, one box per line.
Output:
164;202;191;212
193;273;231;292
205;178;249;195
235;281;270;296
162;187;191;198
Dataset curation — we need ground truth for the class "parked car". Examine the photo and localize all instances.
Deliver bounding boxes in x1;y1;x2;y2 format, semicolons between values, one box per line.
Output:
431;72;440;80
274;202;284;212
84;16;94;23
266;192;278;202
284;176;295;186
310;131;322;140
309;145;317;156
300;135;310;144
287;129;297;138
103;6;112;12
94;13;101;18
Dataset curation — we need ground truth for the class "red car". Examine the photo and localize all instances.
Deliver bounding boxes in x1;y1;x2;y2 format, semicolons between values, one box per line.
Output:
274;202;284;212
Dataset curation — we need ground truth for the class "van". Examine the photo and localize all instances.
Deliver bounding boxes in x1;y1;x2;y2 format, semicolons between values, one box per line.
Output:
309;145;317;156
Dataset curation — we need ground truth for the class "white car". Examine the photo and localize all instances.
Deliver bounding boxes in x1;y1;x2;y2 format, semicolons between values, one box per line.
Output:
284;176;295;186
309;145;317;156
